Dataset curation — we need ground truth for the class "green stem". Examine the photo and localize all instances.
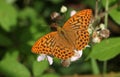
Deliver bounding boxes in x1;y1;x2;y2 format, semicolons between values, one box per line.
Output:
104;0;109;28
103;61;107;77
95;0;99;19
91;58;100;75
103;0;109;76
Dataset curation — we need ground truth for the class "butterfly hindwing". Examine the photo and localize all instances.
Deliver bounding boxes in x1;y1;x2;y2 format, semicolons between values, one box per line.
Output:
62;9;92;50
32;32;74;60
75;30;89;50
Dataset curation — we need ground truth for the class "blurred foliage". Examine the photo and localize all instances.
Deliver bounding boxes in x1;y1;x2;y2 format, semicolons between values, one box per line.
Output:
89;37;120;61
102;0;120;25
0;0;17;31
0;51;30;77
0;0;120;77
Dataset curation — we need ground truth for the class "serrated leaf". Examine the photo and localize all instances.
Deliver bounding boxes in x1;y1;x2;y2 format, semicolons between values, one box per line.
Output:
0;0;17;31
89;37;120;61
33;60;49;77
0;33;13;46
0;51;31;77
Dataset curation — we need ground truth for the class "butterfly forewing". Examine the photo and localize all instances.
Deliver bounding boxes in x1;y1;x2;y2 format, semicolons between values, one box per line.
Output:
63;9;92;30
32;32;56;55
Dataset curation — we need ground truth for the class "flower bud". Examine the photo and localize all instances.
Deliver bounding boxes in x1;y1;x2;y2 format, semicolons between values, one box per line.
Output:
50;12;61;20
99;29;110;39
60;5;67;13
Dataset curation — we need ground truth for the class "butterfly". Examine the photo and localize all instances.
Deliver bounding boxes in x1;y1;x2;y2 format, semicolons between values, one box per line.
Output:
32;9;92;61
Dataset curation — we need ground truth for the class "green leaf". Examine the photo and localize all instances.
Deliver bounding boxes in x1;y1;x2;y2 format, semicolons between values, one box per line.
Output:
49;0;64;4
83;0;96;9
102;0;120;25
0;33;13;46
18;7;37;24
34;1;44;12
29;17;50;40
0;0;17;31
102;0;116;7
0;51;31;77
41;73;59;77
109;9;120;25
33;60;49;77
89;37;120;61
5;0;16;4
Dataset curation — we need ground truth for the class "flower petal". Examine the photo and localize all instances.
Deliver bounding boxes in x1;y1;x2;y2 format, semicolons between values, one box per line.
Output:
37;54;46;62
78;50;83;57
47;56;53;65
70;50;83;61
86;45;90;48
70;10;76;16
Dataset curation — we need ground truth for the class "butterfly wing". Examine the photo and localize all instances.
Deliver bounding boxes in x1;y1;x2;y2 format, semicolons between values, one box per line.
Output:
62;9;92;50
32;32;56;55
63;9;92;30
32;32;74;60
75;30;89;50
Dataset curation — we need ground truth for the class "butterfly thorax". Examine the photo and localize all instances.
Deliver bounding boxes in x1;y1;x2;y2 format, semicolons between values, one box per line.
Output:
56;26;75;49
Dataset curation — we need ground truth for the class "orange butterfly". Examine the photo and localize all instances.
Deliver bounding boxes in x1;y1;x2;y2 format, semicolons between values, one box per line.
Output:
32;9;92;65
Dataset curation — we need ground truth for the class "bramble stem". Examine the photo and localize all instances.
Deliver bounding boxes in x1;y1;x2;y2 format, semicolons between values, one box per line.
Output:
95;0;99;19
104;0;109;28
103;61;107;77
91;58;100;75
103;0;109;77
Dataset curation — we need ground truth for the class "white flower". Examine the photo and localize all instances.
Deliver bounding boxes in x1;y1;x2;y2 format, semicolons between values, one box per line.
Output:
37;54;53;65
88;28;93;34
85;45;90;48
92;36;101;43
100;23;105;30
37;50;83;66
61;50;83;67
70;10;77;17
70;50;83;61
60;5;67;13
46;56;53;65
